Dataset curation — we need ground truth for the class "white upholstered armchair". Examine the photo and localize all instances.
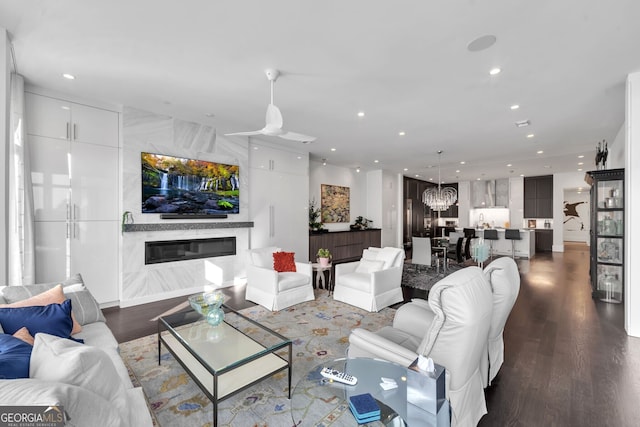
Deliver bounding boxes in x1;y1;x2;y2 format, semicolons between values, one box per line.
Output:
347;266;493;427
332;247;405;312
245;247;314;311
481;256;520;387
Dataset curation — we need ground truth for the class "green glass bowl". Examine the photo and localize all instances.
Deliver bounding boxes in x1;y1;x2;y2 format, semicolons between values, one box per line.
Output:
188;292;224;316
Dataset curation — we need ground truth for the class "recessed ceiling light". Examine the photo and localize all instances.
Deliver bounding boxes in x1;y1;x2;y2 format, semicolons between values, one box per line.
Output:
253;146;259;150
489;67;501;75
537;150;544;154
374;160;379;163
527;134;534;138
476;178;481;181
578;168;583;171
297;156;302;160
398;131;406;136
62;73;75;80
515;120;530;128
330;148;336;152
403;168;408;171
510;105;519;110
356;167;361;173
520;174;525;177
455;170;460;173
429;178;434;181
578;155;584;158
460;161;466;165
507;164;512;167
578;162;584;165
544;165;551;169
467;35;497;52
415;174;420;177
357;111;365;117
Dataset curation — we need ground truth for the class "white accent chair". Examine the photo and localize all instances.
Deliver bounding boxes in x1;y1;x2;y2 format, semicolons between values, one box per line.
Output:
245;247;314;311
333;247;405;312
481;256;520;387
347;266;493;427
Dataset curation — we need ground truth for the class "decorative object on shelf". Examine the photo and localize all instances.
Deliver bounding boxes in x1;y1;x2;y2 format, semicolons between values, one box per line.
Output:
188;291;225;326
121;211;133;232
350;216;372;230
317;248;332;267
308;199;325;233
321;184;350;223
595;140;608;170
422;150;458;211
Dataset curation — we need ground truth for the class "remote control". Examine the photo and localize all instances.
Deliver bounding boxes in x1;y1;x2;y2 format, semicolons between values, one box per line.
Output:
320;367;358;385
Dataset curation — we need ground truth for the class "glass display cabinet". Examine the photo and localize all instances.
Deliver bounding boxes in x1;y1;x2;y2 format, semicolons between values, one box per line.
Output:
585;168;624;303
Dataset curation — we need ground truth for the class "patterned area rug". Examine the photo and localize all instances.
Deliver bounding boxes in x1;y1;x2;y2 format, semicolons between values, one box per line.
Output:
119;291;396;427
401;262;466;292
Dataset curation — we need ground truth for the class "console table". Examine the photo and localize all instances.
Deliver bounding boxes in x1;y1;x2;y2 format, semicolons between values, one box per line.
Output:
309;229;381;264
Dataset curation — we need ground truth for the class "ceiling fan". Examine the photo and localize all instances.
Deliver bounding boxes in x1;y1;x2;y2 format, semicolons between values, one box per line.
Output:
225;69;316;143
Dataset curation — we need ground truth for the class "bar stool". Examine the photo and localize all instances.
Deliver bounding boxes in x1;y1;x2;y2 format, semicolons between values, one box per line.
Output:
483;229;499;260
505;229;522;259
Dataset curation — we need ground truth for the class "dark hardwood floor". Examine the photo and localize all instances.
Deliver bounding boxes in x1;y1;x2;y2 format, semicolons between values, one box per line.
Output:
105;243;640;426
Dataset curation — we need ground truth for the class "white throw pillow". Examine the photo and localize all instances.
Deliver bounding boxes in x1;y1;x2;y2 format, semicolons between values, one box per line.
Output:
376;247;401;269
30;333;129;422
355;259;386;274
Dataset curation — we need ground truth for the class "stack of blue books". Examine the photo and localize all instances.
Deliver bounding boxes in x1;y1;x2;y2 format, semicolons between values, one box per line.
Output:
348;393;381;424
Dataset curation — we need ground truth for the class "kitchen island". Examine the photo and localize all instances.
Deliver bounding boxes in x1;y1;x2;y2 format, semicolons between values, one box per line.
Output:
459;228;535;259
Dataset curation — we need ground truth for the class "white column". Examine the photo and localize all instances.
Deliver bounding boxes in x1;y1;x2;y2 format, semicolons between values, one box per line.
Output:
625;72;640;337
1;29;9;284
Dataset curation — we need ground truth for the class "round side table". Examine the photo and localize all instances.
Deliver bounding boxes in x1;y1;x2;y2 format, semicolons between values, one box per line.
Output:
311;262;333;294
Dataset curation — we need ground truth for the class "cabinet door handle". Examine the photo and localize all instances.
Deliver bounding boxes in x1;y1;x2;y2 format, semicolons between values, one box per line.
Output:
66;203;70;220
73;123;77;140
269;205;275;237
73;204;78;220
66;122;70;140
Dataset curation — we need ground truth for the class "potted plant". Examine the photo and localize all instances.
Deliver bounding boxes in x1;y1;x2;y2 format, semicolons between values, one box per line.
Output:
350;216;372;230
317;248;332;267
309;199;325;233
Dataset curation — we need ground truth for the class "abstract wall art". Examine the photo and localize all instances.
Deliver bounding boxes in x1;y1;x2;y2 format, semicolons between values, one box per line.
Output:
321;184;350;223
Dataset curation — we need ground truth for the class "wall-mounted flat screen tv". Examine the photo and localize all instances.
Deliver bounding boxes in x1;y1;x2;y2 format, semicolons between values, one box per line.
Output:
141;152;239;215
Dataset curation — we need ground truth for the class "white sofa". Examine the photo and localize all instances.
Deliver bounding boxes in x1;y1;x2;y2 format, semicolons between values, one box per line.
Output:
333;247;405;312
0;274;153;427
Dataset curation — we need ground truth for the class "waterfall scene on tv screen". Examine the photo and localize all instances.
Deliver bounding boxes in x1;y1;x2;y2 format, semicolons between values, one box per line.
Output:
141;152;239;214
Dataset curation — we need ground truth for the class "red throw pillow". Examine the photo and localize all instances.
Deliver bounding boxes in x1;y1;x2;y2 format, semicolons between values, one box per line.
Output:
273;251;296;272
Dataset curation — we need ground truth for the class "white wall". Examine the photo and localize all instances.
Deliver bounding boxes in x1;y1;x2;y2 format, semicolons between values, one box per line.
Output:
610;124;625;169
625;72;640;336
0;29;8;284
552;171;589;251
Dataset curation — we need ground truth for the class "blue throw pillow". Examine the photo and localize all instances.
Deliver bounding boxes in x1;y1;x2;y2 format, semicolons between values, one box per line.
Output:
0;299;74;339
0;334;33;379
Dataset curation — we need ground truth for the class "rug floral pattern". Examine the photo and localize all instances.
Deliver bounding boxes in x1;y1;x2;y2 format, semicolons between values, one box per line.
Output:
119;291;396;427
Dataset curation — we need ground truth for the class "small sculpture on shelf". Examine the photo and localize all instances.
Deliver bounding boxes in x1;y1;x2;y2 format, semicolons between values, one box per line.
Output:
317;248;332;267
595;139;608;170
350;216;372;230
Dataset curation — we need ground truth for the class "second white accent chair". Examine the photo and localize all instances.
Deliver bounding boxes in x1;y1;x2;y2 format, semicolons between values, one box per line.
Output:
333;247;405;312
245;247;314;311
411;236;435;270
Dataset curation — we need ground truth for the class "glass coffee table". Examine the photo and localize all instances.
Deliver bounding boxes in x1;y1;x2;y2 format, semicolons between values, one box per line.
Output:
158;304;292;427
291;358;449;426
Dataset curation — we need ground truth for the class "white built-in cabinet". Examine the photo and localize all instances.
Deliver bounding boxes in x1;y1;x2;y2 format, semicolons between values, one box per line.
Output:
249;142;309;261
26;92;120;304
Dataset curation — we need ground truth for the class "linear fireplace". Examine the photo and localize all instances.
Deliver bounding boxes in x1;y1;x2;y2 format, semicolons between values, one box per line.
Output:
145;237;236;265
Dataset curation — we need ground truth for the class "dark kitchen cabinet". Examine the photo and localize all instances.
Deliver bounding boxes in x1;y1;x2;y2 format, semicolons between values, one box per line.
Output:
524;175;553;218
535;229;553;252
586;168;624;303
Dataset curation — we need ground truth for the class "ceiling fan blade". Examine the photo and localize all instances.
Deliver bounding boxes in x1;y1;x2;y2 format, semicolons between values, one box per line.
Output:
265;104;284;129
224;130;264;136
279;131;317;143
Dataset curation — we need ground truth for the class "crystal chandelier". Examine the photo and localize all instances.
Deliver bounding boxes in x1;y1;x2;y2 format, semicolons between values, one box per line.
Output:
422;150;458;211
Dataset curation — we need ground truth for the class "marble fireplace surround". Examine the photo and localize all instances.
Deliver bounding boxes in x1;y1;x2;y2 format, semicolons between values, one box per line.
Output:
121;107;251;307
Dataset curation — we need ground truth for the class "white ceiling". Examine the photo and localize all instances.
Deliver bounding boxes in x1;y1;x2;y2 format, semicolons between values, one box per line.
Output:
2;0;639;183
